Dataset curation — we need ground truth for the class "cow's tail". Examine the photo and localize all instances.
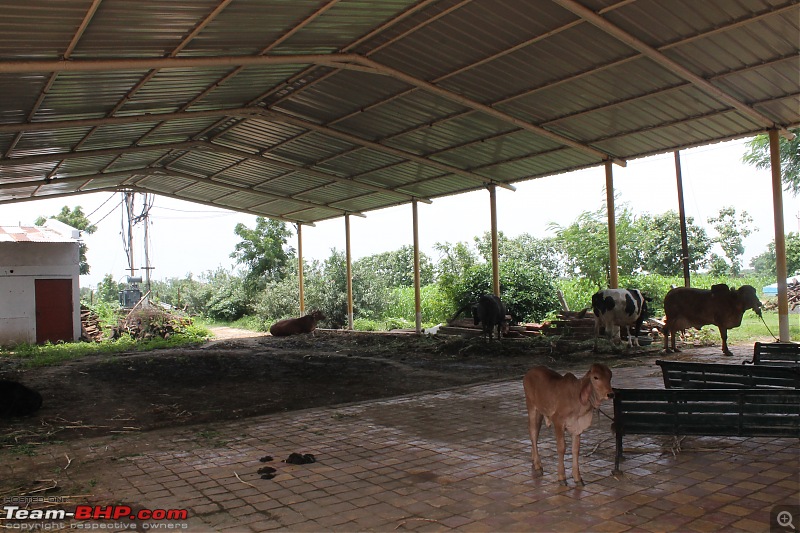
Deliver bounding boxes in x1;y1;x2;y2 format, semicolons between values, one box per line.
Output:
449;302;475;323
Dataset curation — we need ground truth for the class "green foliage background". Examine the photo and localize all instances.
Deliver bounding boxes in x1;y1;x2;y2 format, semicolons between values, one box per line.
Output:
80;199;786;334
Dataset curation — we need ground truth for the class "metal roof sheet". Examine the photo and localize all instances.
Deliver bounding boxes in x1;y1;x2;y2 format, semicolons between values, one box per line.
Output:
0;225;79;243
0;0;797;225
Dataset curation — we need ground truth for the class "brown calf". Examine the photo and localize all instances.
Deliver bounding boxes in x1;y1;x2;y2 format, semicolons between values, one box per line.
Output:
269;310;326;337
523;363;614;485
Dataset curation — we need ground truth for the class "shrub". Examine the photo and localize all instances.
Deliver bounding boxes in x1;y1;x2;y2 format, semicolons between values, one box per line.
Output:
385;285;452;326
452;260;560;323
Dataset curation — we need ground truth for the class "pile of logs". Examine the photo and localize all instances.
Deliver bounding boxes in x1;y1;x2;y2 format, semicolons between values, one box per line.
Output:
763;280;800;311
80;305;104;342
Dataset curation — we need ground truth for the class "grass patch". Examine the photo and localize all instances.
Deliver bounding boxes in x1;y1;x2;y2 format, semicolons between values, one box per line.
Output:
719;310;800;344
0;324;211;368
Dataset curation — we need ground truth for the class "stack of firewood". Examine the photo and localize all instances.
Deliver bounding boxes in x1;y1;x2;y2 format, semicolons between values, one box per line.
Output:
80;305;104;342
763;280;800;310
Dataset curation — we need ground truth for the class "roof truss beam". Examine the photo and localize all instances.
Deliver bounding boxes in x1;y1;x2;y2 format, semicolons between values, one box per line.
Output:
551;0;792;136
0;141;433;204
0;52;616;167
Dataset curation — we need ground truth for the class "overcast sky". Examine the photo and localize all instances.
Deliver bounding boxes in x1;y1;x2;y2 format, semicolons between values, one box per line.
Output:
2;137;797;288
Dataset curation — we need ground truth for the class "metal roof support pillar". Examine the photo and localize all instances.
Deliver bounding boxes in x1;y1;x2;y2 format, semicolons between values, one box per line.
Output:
345;214;354;331
489;184;501;296
412;199;422;334
769;129;790;341
674;151;691;287
605;161;619;289
296;223;305;314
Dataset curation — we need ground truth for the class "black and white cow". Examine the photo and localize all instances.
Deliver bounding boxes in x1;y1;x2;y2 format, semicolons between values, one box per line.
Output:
590;288;649;351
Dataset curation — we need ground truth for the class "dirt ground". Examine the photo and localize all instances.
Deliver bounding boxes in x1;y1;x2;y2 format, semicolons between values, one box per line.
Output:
0;328;674;447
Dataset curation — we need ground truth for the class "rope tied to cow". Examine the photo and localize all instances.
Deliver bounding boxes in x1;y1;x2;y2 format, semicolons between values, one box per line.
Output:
758;313;779;342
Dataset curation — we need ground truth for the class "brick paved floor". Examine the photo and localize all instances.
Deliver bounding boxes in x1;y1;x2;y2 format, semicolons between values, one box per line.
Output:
3;349;798;532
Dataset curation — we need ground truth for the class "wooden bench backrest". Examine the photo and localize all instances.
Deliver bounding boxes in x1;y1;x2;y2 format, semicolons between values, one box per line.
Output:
753;342;800;366
656;360;800;389
613;388;800;438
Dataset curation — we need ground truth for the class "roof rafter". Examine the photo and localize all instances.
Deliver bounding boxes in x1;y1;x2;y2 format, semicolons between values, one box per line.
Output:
124;185;318;225
0;140;434;204
551;0;792;136
148;168;365;217
255;109;517;191
0;108;261;135
0;52;616;167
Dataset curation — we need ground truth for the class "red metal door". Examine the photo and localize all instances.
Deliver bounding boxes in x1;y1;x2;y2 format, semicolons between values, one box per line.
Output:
35;279;74;344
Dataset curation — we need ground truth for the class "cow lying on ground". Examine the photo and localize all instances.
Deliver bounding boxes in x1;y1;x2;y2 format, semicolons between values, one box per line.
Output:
0;380;43;417
523;363;614;486
662;284;762;356
269;310;326;337
590;288;649;351
472;293;509;340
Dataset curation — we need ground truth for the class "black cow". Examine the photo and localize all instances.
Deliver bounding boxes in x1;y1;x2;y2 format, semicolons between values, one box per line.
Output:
472;294;508;340
0;380;43;417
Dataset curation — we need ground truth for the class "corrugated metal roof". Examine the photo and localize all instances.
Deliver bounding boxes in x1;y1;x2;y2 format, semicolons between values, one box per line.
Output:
0;225;79;243
0;0;797;225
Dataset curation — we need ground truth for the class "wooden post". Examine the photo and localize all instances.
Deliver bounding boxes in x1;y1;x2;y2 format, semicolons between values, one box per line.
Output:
412;200;422;334
489;184;501;296
345;214;354;331
605;161;619;289
769;129;790;341
296;223;305;314
674;151;691;287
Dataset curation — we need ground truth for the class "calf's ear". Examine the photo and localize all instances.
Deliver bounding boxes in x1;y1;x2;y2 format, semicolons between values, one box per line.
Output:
580;380;592;406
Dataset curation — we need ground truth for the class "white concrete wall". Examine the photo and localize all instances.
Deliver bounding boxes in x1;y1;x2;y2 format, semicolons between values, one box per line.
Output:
0;242;80;345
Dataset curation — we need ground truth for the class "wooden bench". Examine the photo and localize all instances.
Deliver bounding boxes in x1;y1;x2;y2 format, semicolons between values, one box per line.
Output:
656;360;800;390
612;388;800;473
745;342;800;367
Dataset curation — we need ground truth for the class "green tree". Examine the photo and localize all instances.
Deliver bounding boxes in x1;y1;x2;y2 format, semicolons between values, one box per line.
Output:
194;268;252;321
636;211;711;275
230;218;294;284
35;205;97;275
749;232;800;276
355;245;434;288
473;231;565;277
433;240;479;305
314;249;392;328
96;274;123;304
451;260;559;323
742;128;800;196
707;206;754;276
550;203;644;287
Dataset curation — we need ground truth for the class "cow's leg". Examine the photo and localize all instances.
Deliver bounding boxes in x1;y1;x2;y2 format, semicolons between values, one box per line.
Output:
528;409;544;475
593;319;601;352
571;432;585;486
554;422;568;485
611;324;621;345
720;329;732;356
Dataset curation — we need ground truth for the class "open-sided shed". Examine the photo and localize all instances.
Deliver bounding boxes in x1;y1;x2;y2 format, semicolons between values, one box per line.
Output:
0;0;797;335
